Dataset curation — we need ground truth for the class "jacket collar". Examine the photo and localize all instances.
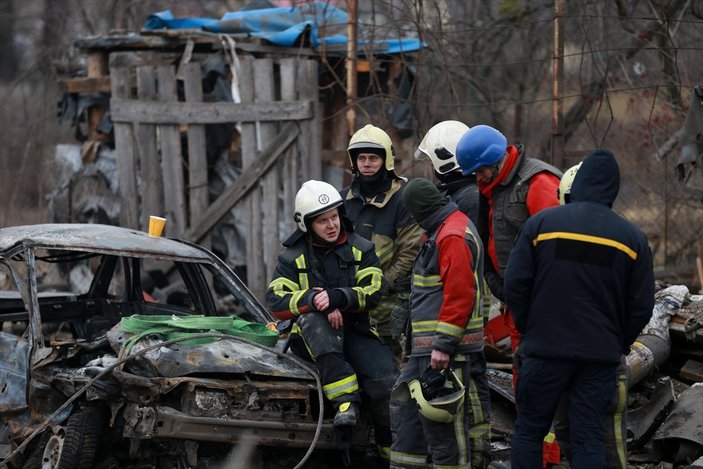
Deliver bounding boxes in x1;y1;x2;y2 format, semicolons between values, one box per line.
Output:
346;177;403;208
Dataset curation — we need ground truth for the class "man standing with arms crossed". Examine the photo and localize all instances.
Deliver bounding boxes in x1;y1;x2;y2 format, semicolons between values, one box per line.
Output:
342;124;423;362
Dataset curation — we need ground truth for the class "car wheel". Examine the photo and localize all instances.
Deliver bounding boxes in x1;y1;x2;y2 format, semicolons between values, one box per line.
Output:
53;406;106;469
39;429;66;469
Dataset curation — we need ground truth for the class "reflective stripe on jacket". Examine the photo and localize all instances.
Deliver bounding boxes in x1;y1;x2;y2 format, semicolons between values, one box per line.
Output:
266;230;383;320
409;204;484;356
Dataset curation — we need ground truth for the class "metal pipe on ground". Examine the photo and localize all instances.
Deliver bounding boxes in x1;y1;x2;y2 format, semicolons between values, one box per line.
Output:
626;334;671;388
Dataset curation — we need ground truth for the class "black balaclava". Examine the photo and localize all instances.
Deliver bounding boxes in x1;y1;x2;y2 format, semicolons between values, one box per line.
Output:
352;148;393;197
402;178;448;224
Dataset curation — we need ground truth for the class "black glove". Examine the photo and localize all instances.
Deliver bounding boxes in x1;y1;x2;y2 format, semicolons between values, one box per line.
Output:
393;276;411;292
326;288;348;312
485;271;505;303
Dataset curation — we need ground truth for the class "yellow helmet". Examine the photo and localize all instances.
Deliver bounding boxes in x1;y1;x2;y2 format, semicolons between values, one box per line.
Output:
558;162;582;205
407;367;465;423
347;124;396;172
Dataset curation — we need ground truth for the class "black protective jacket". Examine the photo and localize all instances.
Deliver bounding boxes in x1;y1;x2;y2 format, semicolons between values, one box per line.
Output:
503;150;654;364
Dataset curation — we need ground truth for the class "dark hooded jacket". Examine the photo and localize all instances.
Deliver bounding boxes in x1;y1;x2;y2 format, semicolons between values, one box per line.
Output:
503;149;655;364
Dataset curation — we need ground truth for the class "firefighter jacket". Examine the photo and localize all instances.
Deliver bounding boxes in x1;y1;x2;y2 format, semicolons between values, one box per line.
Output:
266;228;384;323
504;150;655;364
408;202;484;357
341;178;423;331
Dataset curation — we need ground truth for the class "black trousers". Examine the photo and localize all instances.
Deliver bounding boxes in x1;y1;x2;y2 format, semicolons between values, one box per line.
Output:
296;312;398;447
511;357;616;469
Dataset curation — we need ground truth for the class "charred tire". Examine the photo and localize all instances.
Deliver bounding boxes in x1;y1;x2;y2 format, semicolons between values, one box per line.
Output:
20;431;51;469
56;406;107;469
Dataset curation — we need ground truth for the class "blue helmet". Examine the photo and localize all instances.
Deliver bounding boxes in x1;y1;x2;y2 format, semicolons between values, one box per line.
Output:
456;125;508;175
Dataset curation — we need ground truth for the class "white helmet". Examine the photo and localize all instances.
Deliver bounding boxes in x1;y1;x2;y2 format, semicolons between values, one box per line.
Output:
414;120;470;175
293;180;343;232
558;162;582;205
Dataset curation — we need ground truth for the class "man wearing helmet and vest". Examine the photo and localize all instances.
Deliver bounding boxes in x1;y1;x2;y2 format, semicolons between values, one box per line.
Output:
389;178;484;469
415;120;491;467
553;161;630;469
266;180;397;462
503;149;654;468
455;125;562;386
414;120;479;222
342;124;424;362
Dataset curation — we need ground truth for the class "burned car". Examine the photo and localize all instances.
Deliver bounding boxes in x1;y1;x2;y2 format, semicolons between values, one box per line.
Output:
0;223;361;468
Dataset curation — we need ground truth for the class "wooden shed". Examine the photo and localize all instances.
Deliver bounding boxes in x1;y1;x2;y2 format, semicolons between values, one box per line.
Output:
59;30;425;300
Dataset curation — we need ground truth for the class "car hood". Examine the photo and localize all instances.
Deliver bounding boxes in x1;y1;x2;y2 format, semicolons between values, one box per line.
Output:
106;329;312;380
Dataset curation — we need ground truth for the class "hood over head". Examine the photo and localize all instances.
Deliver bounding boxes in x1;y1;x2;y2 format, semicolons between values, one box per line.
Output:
570;149;620;207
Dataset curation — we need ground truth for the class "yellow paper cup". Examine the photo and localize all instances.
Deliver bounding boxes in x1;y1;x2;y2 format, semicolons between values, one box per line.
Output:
148;216;167;237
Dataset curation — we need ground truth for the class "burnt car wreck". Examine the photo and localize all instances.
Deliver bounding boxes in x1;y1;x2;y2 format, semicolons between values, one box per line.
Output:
0;224;366;468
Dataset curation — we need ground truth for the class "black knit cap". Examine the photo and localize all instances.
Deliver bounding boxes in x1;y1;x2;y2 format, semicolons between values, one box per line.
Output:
402;178;448;224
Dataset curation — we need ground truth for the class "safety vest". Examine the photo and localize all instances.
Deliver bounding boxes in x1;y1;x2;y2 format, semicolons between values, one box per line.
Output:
490;151;562;276
409;207;485;356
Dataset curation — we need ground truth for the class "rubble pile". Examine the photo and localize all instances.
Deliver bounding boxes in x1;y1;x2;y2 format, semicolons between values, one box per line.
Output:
487;282;703;468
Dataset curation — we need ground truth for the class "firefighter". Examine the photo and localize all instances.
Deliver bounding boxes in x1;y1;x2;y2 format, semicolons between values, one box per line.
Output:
415;120;491;468
342;125;424;362
503;149;655;469
389;178;484;469
455;124;562;385
553;161;631;469
266;180;397;462
414;120;479;221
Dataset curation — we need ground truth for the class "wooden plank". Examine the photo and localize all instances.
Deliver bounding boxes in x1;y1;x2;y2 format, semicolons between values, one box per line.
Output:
298;60;321;180
86;52;109;142
59;76;112;94
136;66;163;229
110;67;139;229
279;58;298;238
185;122;299;243
239;59;260;296
255;59;280;289
156;65;187;238
680;359;703;382
109;51;182;69
182;63;209;239
109;98;313;124
79;33;316;56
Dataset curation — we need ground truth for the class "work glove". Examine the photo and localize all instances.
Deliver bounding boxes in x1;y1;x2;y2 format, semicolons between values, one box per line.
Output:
393;275;412;293
485;271;505;303
390;299;410;340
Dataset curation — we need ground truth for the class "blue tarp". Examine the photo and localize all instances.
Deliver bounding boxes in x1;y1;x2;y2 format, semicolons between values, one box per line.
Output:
143;2;425;55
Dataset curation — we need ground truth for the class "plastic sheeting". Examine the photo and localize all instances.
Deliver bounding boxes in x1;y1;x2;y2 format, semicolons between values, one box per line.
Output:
143;2;425;55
